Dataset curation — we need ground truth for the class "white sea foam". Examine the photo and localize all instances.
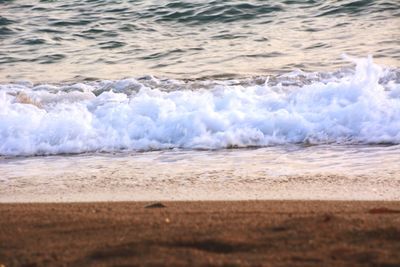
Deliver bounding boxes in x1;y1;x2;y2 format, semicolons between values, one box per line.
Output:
0;57;399;156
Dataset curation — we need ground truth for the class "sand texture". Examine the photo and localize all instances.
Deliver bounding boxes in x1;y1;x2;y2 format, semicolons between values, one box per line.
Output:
1;201;400;267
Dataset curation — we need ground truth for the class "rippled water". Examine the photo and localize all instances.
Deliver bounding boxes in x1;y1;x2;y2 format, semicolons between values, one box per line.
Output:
1;0;399;82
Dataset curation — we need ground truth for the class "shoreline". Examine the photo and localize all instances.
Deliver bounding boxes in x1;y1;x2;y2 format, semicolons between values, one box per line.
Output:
2;146;400;204
1;200;399;266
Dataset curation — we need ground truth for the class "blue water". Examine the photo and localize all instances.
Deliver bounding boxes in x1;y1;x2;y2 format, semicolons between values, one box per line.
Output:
0;0;399;82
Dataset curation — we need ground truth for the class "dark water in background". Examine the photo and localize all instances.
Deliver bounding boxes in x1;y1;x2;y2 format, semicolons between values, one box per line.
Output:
0;0;399;82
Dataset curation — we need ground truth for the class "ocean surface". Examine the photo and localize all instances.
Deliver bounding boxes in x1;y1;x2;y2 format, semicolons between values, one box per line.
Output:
1;0;399;82
0;0;399;201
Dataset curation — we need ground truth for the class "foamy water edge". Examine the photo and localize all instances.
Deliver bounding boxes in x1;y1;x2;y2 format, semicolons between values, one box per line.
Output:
1;56;399;156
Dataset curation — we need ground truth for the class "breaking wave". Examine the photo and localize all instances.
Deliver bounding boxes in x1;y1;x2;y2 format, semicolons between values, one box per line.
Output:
1;56;399;156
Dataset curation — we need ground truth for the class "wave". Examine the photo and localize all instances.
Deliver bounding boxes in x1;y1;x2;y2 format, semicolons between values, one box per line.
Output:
1;0;398;82
0;56;400;156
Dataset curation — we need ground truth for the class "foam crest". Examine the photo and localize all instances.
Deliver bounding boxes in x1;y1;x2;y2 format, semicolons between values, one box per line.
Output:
0;57;399;156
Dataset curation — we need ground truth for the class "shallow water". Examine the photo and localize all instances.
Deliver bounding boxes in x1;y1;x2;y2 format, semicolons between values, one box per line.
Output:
1;145;399;202
0;0;399;82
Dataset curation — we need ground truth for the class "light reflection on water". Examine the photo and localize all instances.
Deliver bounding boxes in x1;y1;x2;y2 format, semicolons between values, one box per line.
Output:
0;0;399;82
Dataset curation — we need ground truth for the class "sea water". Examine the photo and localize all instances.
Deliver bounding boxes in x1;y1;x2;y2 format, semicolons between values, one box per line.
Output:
0;0;399;201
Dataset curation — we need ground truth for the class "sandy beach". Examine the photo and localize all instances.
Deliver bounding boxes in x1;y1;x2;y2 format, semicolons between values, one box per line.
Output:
1;200;399;267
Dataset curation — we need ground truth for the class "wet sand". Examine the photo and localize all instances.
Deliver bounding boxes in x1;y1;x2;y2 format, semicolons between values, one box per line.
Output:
1;201;400;267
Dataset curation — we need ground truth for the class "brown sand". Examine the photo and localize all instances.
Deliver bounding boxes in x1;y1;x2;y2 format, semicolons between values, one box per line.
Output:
0;201;399;267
